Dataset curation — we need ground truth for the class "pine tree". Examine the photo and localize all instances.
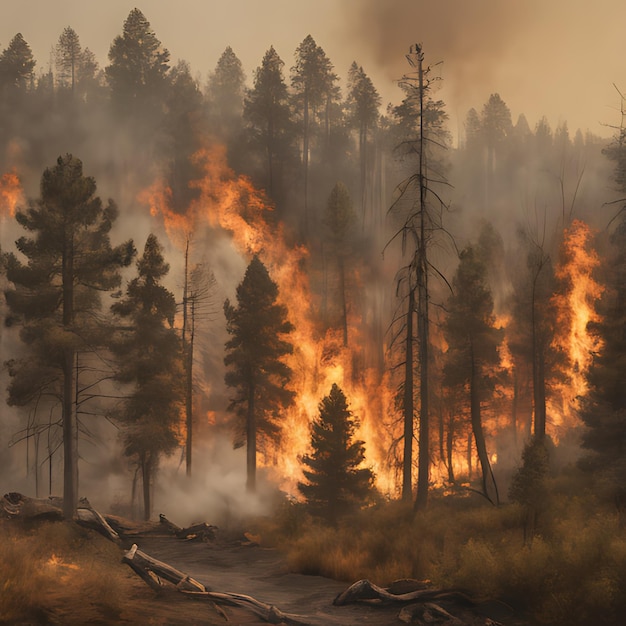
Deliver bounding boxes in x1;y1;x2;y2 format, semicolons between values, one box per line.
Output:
3;154;134;518
55;27;81;94
323;181;355;345
345;63;381;219
0;33;35;92
224;255;294;492
243;46;294;206
106;8;169;117
298;384;375;521
111;234;183;520
443;245;502;504
291;35;338;230
206;46;245;141
579;132;626;504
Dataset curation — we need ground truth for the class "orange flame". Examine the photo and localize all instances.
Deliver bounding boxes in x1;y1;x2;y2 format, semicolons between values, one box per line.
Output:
0;169;23;217
550;219;603;437
144;143;395;495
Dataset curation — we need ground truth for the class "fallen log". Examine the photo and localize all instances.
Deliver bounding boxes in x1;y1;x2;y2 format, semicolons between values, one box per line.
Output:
1;492;64;520
398;601;465;624
333;578;474;607
76;506;121;543
159;513;217;542
122;543;310;625
122;544;207;592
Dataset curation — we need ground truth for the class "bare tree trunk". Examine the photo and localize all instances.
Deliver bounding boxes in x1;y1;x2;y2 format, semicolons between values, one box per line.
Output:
62;234;77;519
402;289;415;502
414;49;430;513
185;299;195;477
303;88;310;234
446;414;455;483
141;454;151;522
338;255;348;347
470;344;498;504
246;381;257;492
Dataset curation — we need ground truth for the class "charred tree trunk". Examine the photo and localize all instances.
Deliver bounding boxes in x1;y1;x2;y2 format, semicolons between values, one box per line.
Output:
62;233;77;519
402;289;415;502
338;255;348;347
141;453;152;522
469;343;499;504
446;414;455;484
303;87;310;234
246;380;257;492
414;49;430;512
531;270;547;440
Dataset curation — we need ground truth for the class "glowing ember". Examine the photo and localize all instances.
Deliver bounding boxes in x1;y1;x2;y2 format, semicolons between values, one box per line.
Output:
47;554;80;570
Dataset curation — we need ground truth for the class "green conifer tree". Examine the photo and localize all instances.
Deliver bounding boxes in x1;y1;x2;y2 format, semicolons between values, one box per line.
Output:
298;384;375;521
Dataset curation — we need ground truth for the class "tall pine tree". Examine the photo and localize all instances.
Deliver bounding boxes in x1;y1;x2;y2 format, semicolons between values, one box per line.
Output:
224;256;294;492
111;234;183;520
4;154;134;518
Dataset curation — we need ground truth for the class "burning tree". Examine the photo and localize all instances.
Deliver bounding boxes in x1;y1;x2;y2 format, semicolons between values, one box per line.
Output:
298;383;376;522
224;255;295;492
579;107;626;506
110;234;183;521
3;154;134;518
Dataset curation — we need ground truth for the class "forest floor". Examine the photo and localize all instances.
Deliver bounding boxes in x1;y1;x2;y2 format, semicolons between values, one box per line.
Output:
0;515;529;625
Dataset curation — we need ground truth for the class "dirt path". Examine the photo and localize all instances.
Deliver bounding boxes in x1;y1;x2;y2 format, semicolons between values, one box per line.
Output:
134;535;402;625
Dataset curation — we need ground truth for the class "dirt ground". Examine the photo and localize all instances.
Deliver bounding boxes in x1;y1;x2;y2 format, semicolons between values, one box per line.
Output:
1;517;526;625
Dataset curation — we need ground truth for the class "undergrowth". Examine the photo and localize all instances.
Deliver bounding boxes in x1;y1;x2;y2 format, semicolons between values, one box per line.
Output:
0;519;127;624
257;473;626;626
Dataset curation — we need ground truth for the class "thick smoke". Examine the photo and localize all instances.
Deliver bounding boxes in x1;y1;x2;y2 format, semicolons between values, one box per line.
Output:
341;0;622;136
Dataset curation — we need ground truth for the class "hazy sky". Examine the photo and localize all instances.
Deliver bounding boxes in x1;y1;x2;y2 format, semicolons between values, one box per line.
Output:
1;0;624;139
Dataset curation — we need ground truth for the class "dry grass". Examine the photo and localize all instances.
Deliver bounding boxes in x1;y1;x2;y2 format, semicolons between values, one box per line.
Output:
259;480;626;626
0;519;128;624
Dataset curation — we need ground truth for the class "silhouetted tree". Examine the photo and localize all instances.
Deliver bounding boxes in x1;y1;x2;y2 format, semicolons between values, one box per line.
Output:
579;123;626;507
162;60;205;212
111;234;183;520
223;256;295;492
0;33;35;92
55;27;81;94
323;181;355;345
386;44;450;508
4;154;134;518
244;47;294;208
443;246;502;504
291;35;338;231
106;8;169;119
206;46;246;144
345;62;381;220
298;383;376;521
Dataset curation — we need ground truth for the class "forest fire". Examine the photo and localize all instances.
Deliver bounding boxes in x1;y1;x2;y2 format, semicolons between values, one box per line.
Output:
0;169;23;218
144;143;396;495
549;219;603;438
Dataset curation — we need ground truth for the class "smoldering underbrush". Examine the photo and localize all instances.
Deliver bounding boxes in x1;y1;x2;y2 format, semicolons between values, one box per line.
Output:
258;472;626;626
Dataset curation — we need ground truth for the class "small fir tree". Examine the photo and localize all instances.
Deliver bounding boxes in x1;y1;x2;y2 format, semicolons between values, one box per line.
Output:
298;384;376;521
